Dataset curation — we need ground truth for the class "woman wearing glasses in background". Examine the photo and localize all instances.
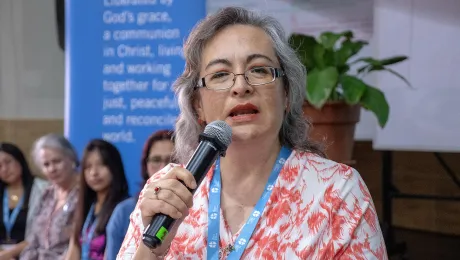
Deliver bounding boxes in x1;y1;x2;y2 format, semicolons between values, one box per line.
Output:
105;130;174;260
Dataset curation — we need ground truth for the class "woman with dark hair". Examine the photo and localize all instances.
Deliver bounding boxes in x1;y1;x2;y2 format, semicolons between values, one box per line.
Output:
0;143;34;254
65;139;129;260
105;130;174;259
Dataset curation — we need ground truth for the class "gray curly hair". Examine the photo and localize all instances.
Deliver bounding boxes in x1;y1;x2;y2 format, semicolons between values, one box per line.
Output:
173;6;324;164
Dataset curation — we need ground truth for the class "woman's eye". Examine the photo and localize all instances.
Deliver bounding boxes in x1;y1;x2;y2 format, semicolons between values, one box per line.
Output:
211;72;230;79
250;67;270;74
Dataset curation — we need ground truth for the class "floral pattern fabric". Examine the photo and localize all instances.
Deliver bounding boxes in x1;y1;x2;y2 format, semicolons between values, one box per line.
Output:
118;150;387;259
20;185;79;260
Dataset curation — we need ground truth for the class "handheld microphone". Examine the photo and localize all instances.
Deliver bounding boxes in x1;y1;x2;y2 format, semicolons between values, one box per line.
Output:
142;120;232;250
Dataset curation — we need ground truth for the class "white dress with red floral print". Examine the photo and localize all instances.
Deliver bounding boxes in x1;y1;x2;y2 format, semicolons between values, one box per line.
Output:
118;150;387;259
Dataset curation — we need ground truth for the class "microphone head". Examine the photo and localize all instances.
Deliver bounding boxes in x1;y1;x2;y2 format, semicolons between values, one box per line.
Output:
203;120;232;149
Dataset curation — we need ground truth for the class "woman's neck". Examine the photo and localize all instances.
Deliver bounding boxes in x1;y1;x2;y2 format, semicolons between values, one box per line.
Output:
55;174;77;199
59;172;77;190
7;180;23;191
95;190;108;214
220;136;281;195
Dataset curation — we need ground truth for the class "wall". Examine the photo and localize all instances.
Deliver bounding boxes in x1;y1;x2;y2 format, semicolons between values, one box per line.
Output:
0;0;64;168
0;0;65;119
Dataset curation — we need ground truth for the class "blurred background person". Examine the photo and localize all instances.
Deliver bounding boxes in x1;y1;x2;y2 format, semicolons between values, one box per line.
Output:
0;143;34;259
105;130;175;259
18;133;80;260
65;139;129;260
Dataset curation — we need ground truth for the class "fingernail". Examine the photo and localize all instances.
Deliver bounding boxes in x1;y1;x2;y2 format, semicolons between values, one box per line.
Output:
191;180;197;189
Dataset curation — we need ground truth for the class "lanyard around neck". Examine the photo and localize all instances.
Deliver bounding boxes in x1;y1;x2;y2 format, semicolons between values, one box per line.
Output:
206;146;291;260
3;189;24;240
81;203;98;260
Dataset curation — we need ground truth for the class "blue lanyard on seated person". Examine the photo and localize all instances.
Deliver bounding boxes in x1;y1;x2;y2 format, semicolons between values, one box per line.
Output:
206;146;291;260
81;203;98;260
3;189;24;241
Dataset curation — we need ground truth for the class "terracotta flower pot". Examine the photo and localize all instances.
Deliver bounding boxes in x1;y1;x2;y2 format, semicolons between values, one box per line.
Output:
302;101;361;164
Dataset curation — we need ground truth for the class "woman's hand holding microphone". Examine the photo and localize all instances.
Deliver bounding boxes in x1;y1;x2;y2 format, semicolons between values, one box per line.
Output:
135;166;197;258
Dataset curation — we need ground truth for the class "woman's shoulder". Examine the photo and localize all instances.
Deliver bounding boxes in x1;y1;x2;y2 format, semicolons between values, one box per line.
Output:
114;197;137;213
33;177;49;187
287;150;364;192
108;197;137;230
40;185;56;199
291;149;357;174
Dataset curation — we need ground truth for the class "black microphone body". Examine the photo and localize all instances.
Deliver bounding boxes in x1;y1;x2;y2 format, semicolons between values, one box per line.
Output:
142;132;228;250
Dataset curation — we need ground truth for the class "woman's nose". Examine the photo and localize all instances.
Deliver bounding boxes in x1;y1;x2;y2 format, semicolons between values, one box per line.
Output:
231;74;254;97
48;164;57;173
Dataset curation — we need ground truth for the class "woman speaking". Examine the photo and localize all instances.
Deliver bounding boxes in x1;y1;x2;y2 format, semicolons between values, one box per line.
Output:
118;6;387;260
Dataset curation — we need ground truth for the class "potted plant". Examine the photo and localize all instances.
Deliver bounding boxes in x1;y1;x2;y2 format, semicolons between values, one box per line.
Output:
289;31;411;164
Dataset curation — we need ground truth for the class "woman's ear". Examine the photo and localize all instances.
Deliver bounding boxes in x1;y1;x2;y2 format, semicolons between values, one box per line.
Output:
193;94;205;123
284;92;289;112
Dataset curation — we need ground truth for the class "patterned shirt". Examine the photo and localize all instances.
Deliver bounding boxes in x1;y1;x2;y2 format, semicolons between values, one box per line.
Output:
118;150;387;259
20;184;79;260
26;178;49;238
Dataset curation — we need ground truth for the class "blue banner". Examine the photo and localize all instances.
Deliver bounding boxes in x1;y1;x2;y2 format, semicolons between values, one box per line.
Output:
65;0;206;194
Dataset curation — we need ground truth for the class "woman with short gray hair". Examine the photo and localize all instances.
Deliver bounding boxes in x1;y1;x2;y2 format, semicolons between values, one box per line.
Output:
18;133;80;260
119;7;386;259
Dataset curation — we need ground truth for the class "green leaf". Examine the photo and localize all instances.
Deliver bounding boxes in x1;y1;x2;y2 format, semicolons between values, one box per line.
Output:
289;34;318;70
319;31;353;49
340;75;367;104
359;65;412;88
306;67;339;108
360;85;390;128
356;64;370;74
336;40;368;66
314;45;337;68
338;64;350;74
313;44;326;69
378;56;408;66
323;49;337;67
319;32;342;49
381;67;412;88
353;56;408;67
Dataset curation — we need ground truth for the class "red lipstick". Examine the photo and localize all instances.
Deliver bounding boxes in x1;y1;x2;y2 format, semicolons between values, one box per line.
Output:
227;103;259;123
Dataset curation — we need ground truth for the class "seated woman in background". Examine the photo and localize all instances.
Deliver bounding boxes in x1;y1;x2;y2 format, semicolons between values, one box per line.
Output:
18;133;80;260
105;130;175;259
0;143;34;258
66;139;129;260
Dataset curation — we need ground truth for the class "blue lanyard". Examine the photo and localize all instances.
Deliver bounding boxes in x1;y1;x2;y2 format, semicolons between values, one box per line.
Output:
207;146;291;260
2;190;24;240
81;203;98;260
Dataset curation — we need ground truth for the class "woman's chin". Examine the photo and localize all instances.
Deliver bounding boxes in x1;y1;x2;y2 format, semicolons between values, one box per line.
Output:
230;127;260;142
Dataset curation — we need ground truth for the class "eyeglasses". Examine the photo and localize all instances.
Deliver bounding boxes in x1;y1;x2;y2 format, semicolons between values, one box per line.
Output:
196;66;285;91
147;156;172;165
